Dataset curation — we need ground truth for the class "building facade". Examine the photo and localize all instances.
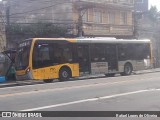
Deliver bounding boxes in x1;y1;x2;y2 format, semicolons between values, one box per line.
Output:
73;0;134;37
6;0;134;38
0;2;6;52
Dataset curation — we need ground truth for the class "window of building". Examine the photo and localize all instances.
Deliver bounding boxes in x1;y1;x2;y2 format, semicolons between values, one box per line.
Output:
136;0;143;3
82;10;88;22
93;9;102;23
130;0;134;3
119;0;129;3
87;9;93;22
120;12;127;25
108;11;115;24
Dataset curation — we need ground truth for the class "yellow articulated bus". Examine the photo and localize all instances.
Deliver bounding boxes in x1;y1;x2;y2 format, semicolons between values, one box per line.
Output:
15;37;152;83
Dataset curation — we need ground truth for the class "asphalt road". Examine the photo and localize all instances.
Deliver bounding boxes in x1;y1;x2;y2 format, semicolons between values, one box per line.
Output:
0;71;160;120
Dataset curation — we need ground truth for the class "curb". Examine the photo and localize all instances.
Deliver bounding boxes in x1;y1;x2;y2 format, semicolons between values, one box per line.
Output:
0;68;160;88
134;69;160;74
0;81;44;88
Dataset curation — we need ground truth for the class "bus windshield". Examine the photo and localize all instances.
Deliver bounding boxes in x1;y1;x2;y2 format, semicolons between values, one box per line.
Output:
15;41;31;70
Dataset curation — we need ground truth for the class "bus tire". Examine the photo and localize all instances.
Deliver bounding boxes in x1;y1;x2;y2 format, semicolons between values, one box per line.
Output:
43;79;53;83
121;63;133;76
59;67;71;82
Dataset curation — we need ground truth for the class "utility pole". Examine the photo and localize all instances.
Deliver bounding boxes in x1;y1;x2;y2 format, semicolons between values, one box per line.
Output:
6;5;10;26
76;1;96;37
0;1;7;51
4;0;10;49
77;8;87;37
77;11;83;37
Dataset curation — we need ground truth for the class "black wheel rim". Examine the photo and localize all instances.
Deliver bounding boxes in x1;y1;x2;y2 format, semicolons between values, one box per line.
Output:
62;71;68;78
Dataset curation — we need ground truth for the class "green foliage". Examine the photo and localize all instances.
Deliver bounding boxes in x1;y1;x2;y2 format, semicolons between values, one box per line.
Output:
148;6;159;22
7;22;67;39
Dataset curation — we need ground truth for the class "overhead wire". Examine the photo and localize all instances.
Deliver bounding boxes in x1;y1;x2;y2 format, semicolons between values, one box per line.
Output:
9;1;73;16
2;0;159;34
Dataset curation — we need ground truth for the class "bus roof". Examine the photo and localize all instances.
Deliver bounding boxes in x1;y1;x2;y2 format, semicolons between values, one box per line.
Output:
76;38;151;44
32;37;151;44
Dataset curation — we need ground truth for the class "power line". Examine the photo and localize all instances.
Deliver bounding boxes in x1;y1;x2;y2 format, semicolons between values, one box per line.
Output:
7;21;160;34
8;11;134;23
4;1;160;35
7;0;134;17
9;1;73;16
5;0;135;37
2;0;55;7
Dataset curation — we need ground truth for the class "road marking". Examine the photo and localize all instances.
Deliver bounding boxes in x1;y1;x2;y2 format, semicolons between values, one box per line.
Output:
0;77;154;98
21;89;160;111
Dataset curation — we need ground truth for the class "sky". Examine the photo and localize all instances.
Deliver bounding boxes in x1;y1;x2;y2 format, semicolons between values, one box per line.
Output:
149;0;160;11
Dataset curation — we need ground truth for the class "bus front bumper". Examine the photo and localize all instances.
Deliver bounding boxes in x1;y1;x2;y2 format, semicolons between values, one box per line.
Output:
16;71;33;81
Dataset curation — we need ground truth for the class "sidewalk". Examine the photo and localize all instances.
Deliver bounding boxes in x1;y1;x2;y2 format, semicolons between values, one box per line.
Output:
0;80;44;88
134;68;160;74
0;68;160;88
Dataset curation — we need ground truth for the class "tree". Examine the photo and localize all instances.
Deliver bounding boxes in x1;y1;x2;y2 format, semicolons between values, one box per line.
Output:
147;6;159;22
6;22;68;42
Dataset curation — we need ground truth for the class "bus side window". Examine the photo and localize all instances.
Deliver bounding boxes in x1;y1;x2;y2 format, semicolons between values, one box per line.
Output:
77;45;88;63
98;45;105;61
135;44;145;60
40;47;50;61
49;43;72;64
142;44;150;59
77;46;83;60
32;44;51;68
91;44;103;62
118;44;127;61
53;47;62;63
63;47;72;62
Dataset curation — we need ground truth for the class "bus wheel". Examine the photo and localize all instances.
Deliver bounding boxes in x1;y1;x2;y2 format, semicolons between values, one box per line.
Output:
59;68;71;81
121;63;133;76
43;79;53;83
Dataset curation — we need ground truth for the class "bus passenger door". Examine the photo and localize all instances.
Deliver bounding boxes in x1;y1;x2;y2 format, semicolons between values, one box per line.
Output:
106;45;118;72
77;45;90;74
